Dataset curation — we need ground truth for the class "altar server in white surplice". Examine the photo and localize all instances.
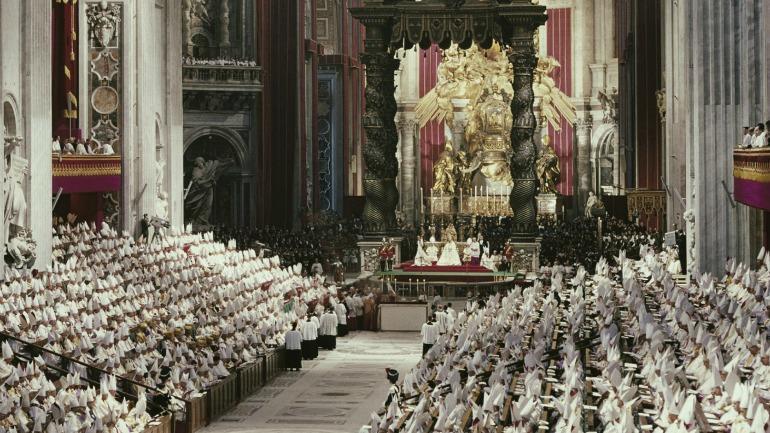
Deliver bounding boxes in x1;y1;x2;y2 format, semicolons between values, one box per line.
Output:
300;315;318;360
334;300;348;337
284;322;302;370
421;316;439;356
319;308;338;350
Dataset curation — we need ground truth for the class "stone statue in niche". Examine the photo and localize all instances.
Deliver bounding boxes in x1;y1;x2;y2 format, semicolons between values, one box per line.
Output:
192;0;211;25
584;191;606;218
4;135;28;243
598;87;618;124
184;156;234;228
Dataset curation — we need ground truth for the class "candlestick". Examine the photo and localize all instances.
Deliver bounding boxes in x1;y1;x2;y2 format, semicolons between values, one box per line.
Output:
420;187;424;216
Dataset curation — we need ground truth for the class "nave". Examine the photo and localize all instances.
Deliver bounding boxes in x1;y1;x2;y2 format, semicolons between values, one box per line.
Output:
202;332;420;433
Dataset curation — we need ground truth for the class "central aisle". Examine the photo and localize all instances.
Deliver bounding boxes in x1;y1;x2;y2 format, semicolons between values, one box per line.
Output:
202;331;421;433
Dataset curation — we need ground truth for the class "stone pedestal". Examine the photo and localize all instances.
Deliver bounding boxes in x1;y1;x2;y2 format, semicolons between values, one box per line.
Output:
509;238;542;274
536;193;559;218
358;236;403;275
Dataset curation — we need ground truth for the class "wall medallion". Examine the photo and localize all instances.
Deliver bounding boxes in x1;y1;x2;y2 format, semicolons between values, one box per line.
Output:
91;86;119;115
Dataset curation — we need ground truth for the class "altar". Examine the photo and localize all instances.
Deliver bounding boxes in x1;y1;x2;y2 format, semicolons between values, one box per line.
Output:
379;302;430;332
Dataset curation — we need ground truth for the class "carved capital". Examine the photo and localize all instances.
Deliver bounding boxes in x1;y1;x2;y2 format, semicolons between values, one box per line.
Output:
398;118;418;133
575;115;593;133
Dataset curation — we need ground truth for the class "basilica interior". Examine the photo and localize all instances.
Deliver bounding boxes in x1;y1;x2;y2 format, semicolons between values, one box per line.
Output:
0;0;769;432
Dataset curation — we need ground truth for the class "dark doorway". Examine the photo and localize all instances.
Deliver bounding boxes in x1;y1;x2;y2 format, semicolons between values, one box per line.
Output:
184;134;244;227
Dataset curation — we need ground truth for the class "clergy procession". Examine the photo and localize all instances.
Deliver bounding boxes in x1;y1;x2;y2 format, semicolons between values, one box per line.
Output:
0;221;350;433
364;246;770;433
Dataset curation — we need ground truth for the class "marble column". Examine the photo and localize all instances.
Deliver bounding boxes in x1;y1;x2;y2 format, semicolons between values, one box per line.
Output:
573;0;595;206
396;48;420;225
451;118;467;151
166;0;185;230
121;0;137;231
218;0;231;56
136;0;157;231
398;116;417;225
0;0;5;258
359;20;400;234
572;0;595;102
182;0;192;56
673;0;765;273
575;116;593;206
22;0;53;267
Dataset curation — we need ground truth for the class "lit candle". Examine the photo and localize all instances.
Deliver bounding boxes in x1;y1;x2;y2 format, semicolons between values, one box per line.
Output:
420;187;424;215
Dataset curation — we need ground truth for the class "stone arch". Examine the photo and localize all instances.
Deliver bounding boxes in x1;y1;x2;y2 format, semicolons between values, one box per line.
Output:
183;127;249;227
190;27;214;58
590;122;622;195
3;94;20;137
183;126;247;167
155;114;164;149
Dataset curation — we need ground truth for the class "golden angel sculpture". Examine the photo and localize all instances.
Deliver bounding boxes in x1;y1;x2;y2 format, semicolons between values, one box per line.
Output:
432;143;458;194
416;42;575;196
415;43;513;131
534;57;577;131
536;136;561;194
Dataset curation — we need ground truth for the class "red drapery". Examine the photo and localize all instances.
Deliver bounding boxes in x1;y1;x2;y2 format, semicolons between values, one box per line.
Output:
258;0;301;227
546;8;574;196
419;45;444;191
52;0;79;140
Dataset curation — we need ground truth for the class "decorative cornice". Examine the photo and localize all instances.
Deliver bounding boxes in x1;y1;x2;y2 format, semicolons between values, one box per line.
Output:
734;149;770;182
350;1;546;51
52;155;122;177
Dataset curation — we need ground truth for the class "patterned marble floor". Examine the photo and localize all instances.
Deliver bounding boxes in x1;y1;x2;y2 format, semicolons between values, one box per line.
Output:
201;331;421;433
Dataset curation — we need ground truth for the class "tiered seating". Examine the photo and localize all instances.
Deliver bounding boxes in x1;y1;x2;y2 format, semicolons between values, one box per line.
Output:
365;244;770;432
0;222;335;433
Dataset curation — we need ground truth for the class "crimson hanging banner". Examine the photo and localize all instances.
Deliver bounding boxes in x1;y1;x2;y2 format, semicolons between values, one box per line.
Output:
52;0;79;139
734;149;770;212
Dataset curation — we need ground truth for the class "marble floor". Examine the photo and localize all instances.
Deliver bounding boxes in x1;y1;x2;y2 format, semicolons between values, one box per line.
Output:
201;331;421;433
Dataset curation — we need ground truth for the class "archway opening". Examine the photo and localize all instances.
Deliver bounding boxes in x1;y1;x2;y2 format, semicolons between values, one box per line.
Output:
183;133;244;227
3;101;16;137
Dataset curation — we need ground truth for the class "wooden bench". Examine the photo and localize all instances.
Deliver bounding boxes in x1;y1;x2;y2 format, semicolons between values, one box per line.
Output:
208;373;240;421
237;360;265;399
143;414;173;433
174;395;207;433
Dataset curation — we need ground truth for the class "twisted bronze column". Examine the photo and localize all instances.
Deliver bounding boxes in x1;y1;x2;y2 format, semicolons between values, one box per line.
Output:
360;20;400;234
507;38;539;237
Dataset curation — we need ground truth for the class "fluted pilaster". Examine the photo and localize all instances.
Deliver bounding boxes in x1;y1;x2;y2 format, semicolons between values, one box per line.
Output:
23;0;53;267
